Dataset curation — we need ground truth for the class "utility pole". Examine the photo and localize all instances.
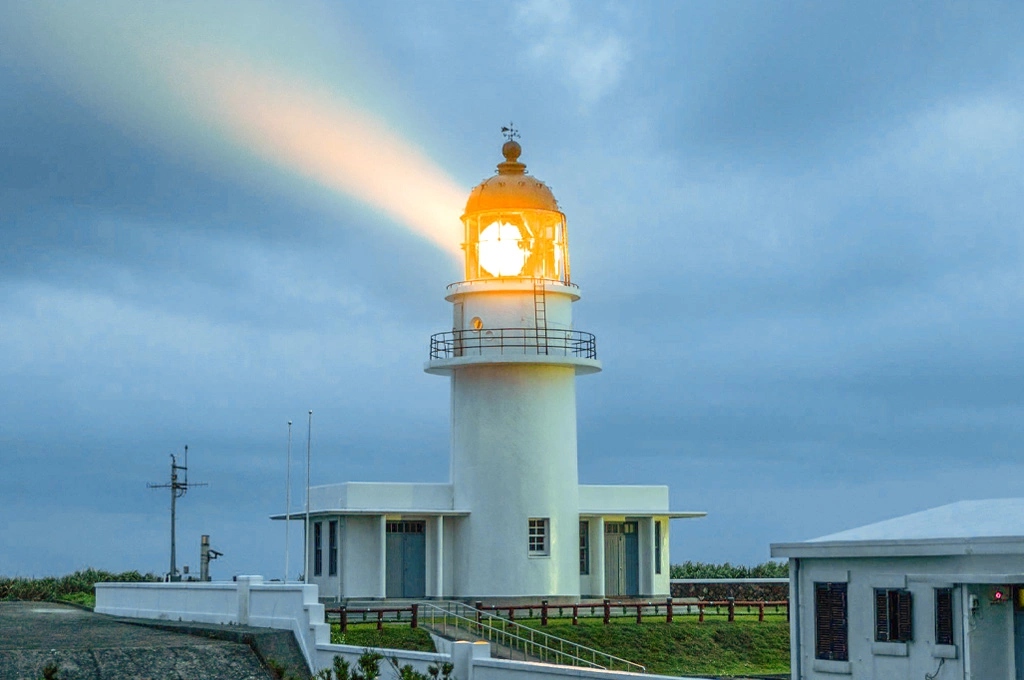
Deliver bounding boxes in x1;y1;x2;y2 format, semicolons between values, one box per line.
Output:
148;445;207;581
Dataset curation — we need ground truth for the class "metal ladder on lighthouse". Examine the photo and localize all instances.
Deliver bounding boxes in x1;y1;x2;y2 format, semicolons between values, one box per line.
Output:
533;278;549;355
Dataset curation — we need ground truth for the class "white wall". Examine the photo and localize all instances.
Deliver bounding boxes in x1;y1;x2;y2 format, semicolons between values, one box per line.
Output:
309;516;342;601
346;483;454;511
579;519;600;597
343;516;385;598
96;580;710;679
451;282;576;333
315;643;448;678
790;554;1023;679
473;657;703;680
654;519;670;596
578;486;670;514
95;576;329;671
965;583;1015;680
450;363;581;599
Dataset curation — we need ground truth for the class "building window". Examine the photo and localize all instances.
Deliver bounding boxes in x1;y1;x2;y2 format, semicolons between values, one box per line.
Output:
815;582;848;661
386;520;425;533
654;521;662;574
579;521;589;574
875;588;913;642
328;520;338;577
935;588;954;646
313;522;323;577
529;518;549;556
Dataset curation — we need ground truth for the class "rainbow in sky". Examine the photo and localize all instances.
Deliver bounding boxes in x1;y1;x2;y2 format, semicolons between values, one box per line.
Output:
11;1;466;259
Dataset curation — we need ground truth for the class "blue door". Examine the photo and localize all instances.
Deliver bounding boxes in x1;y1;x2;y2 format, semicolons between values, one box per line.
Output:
386;521;426;598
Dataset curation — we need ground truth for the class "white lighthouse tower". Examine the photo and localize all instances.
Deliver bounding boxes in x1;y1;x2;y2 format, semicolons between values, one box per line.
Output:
278;133;705;603
425;134;600;599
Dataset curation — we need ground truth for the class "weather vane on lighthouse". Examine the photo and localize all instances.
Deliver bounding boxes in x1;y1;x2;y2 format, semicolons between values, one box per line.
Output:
501;122;519;142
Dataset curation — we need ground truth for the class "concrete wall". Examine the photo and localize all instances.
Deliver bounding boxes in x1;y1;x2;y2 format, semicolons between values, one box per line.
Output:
315;643;448;678
348;483;454;511
96;579;708;679
965;583;1014;680
343;516;385;598
95;576;329;672
579;518;601;597
309;516;341;601
473;657;702;680
307;484;454;513
654;518;670;596
790;554;1023;679
578;486;670;514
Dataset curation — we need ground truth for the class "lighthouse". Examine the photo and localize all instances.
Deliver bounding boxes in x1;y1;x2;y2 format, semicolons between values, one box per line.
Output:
425;133;601;599
275;132;704;603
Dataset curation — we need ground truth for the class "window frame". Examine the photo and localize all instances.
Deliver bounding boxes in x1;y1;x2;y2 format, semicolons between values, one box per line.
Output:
528;518;549;557
874;588;913;643
579;521;590;574
313;521;323;577
328;520;338;577
815;581;849;661
654;520;662;575
935;587;954;646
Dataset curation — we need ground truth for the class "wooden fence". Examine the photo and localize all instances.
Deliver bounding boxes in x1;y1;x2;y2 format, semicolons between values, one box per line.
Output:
327;599;789;632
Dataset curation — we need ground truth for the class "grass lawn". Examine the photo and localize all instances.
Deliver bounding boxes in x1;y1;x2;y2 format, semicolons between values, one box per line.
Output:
337;617;788;678
57;591;96;608
331;623;437;652
505;617;789;678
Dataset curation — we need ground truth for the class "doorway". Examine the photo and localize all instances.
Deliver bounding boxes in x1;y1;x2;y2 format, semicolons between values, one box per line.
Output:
604;521;639;597
385;520;426;598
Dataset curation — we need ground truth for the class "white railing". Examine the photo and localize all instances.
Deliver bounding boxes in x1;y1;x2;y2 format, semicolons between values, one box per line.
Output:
418;601;645;673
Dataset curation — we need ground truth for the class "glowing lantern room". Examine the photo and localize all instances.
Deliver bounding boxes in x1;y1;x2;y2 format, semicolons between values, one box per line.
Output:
462;140;569;283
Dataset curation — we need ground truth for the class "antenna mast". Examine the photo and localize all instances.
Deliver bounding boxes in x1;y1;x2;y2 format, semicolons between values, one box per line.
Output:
148;445;208;581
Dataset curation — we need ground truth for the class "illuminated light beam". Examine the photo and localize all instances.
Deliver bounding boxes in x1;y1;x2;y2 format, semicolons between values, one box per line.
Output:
9;2;467;258
167;53;467;259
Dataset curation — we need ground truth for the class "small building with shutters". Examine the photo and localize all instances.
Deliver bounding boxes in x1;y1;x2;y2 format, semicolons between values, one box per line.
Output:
271;135;705;602
771;499;1024;680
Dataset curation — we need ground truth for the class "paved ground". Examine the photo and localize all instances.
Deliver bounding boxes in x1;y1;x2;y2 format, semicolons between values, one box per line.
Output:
0;602;305;680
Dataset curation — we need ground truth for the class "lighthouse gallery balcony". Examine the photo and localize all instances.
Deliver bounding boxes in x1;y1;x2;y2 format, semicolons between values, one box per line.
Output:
429;328;597;359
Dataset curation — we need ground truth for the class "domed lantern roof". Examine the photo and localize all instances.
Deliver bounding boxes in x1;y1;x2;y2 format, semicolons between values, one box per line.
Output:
461;134;570;283
463;141;561;213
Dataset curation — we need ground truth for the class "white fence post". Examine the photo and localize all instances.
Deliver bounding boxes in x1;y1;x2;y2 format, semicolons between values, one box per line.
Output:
236;575;262;625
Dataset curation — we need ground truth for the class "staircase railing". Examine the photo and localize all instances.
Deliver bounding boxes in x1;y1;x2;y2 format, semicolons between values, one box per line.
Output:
417;600;645;673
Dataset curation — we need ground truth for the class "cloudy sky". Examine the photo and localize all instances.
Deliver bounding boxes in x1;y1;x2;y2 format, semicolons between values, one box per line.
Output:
2;0;1023;579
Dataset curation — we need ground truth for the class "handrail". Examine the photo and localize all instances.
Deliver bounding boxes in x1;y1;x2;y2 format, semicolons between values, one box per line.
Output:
429;328;597;360
446;278;579;292
418;600;645;674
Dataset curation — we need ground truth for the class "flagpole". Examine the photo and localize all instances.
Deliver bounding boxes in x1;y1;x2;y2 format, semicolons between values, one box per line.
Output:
304;410;312;585
284;420;292;583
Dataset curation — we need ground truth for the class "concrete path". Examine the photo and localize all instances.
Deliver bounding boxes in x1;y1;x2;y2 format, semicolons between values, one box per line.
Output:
0;602;297;680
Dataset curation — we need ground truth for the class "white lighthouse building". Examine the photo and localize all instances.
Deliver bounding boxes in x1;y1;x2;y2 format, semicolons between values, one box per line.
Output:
275;136;704;602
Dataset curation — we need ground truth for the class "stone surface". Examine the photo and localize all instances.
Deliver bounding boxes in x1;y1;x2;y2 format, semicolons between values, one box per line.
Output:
0;602;299;680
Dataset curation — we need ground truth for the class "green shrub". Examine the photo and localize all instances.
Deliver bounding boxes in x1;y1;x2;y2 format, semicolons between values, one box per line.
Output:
0;568;161;603
670;560;788;579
